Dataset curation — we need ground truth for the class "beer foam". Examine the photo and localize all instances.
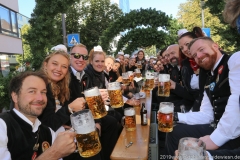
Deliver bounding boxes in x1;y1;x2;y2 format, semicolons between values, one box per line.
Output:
124;109;135;116
159;74;170;82
84;87;100;97
128;71;133;75
159;106;173;114
73;116;95;134
108;82;120;90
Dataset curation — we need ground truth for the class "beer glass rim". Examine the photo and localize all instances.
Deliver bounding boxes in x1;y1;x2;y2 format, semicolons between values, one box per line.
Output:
179;137;206;148
160;102;173;106
70;109;91;118
108;81;120;85
84;86;99;93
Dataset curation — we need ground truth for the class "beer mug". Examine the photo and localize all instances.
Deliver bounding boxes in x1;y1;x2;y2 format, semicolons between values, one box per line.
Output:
134;68;141;78
122;72;130;85
121;107;136;131
145;72;154;90
128;71;134;82
158;74;171;97
70;109;101;157
137;61;142;69
107;82;124;108
84;87;107;119
178;137;206;160
158;102;174;132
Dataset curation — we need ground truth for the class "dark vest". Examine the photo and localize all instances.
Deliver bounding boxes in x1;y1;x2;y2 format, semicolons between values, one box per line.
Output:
205;54;231;126
0;110;52;160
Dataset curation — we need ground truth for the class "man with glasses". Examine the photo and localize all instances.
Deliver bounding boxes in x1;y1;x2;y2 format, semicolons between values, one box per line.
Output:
68;44;119;160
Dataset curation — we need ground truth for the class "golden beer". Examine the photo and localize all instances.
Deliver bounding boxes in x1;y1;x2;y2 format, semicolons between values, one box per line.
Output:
145;79;154;90
158;74;170;97
84;87;107;119
129;74;134;82
76;130;101;157
135;72;141;78
158;102;174;132
122;108;136;131
108;89;124;108
122;78;130;85
137;64;142;69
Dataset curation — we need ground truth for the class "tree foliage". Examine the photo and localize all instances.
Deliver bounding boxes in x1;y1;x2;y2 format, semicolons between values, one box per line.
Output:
66;0;123;51
16;24;31;65
177;0;238;52
25;0;79;69
100;8;175;52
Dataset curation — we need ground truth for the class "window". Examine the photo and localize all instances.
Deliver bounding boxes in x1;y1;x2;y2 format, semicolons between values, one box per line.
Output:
0;5;18;37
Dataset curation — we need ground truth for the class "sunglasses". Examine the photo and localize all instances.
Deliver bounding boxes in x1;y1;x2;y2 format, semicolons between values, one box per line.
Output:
236;15;240;34
71;53;89;60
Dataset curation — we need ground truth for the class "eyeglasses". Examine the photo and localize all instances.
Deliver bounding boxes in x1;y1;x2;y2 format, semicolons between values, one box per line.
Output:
70;53;89;60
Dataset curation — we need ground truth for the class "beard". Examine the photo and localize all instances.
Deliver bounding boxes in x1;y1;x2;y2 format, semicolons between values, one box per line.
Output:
198;50;217;70
18;100;46;118
170;57;179;66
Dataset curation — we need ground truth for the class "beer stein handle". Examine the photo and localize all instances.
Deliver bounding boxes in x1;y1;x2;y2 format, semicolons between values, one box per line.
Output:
121;116;126;128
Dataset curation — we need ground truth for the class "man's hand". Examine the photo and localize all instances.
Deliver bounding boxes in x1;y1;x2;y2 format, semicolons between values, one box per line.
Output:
95;123;101;137
170;79;176;89
199;135;219;150
99;89;109;102
36;131;76;160
68;97;86;112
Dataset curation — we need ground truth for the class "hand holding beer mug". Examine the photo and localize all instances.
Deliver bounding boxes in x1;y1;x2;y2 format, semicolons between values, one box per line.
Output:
70;109;101;157
178;137;206;160
145;71;154;90
128;71;134;82
122;72;130;85
158;102;174;132
84;87;107;119
121;107;136;131
134;68;141;78
137;61;142;69
158;74;171;97
107;82;124;108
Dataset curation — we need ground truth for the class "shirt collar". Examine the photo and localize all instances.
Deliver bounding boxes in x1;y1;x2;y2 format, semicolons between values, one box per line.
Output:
211;55;224;75
70;66;85;79
13;108;41;132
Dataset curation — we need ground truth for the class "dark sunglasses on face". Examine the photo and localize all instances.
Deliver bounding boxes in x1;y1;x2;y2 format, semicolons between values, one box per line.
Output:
71;53;89;60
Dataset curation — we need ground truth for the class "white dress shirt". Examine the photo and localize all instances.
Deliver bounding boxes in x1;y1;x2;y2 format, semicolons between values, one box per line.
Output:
178;52;240;147
0;109;56;160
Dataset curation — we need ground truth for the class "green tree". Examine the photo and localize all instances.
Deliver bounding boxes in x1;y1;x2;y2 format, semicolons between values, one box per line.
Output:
66;0;123;51
25;0;79;69
16;24;32;66
177;0;235;52
100;8;179;54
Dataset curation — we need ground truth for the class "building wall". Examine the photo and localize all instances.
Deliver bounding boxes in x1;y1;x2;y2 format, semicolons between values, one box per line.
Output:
0;0;19;12
0;34;23;54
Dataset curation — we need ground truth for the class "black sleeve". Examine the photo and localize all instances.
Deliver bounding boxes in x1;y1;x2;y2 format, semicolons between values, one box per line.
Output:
38;97;71;132
171;83;195;101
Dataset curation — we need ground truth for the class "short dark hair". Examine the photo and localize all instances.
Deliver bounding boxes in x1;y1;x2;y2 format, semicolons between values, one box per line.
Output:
188;37;214;50
9;71;48;97
159;46;168;56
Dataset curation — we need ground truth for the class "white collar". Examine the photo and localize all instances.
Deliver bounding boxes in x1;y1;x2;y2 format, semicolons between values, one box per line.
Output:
13;108;41;132
211;55;224;75
70;66;85;78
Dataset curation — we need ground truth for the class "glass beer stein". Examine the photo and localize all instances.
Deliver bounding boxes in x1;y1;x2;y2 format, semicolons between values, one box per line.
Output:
134;68;141;78
158;102;174;132
121;107;136;131
70;109;101;157
128;71;134;82
178;137;206;160
84;87;107;119
122;72;130;85
107;82;124;108
158;74;171;97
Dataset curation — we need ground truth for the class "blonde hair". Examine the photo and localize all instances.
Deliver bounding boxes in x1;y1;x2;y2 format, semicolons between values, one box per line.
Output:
41;50;70;104
223;0;240;27
70;43;87;52
88;48;106;63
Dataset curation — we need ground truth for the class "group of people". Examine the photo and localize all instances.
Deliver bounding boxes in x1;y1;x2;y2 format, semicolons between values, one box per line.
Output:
1;0;240;159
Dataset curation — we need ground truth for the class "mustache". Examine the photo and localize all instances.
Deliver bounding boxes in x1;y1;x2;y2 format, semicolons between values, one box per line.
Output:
30;101;46;105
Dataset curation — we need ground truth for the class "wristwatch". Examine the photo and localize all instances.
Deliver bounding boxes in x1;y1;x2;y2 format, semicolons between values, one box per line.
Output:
173;112;179;121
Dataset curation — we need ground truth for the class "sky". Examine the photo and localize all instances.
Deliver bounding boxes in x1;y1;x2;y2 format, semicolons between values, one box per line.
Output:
18;0;187;18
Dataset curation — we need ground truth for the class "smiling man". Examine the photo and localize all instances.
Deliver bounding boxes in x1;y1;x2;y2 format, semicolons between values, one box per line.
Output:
164;37;240;157
0;71;76;160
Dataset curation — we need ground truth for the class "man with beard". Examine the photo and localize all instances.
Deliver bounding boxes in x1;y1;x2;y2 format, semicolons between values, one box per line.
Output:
0;71;76;160
68;44;119;160
165;44;182;83
165;37;240;157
